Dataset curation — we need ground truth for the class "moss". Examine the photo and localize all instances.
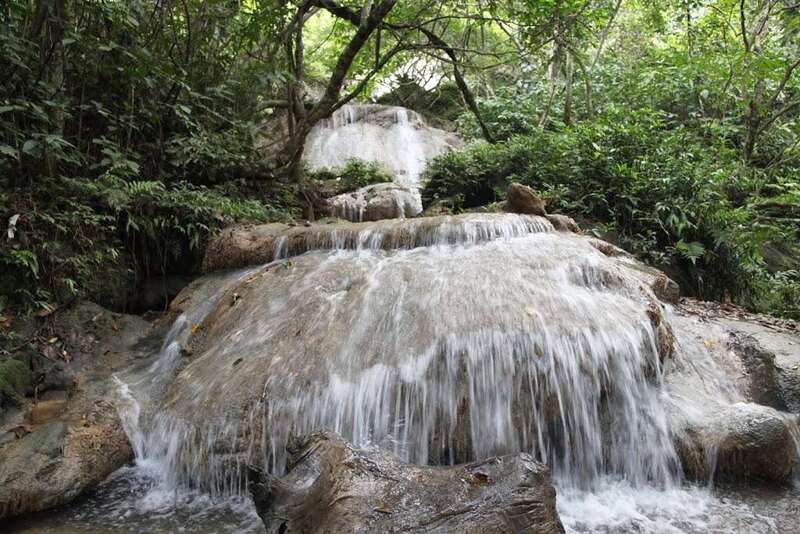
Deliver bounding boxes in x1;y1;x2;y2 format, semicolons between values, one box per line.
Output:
0;358;32;406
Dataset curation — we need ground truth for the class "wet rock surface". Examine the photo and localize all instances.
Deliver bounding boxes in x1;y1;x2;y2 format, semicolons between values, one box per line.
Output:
329;182;422;222
250;432;565;534
505;183;547;216
164;215;685;493
675;403;797;484
666;300;800;484
201;212;554;272
0;302;158;518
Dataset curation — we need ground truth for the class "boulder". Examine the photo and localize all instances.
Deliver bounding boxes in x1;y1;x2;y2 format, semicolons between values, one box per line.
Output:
505;183;546;216
675;403;797;484
250;432;565;534
546;214;579;233
0;301;157;518
329;182;422;222
0;405;131;518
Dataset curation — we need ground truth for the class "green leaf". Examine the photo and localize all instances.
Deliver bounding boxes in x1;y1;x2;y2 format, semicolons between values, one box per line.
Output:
21;140;38;155
0;145;19;159
675;240;705;264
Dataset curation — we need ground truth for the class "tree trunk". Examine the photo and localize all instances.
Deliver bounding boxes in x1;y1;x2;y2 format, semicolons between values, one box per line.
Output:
563;51;573;126
284;0;398;182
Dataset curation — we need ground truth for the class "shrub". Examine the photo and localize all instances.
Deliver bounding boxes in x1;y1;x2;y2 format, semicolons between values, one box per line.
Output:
309;159;394;192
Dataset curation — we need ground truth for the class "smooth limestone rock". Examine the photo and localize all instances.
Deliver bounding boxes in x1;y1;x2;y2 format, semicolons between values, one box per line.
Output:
665;305;799;484
730;334;787;410
329;182;423;222
0;301;156;518
201;213;554;273
505;183;547;216
674;403;798;484
250;432;565;534
157;213;682;494
719;315;800;413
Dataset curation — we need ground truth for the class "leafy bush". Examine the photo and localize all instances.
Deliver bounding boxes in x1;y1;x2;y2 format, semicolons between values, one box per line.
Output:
1;175;281;312
309;159;394;192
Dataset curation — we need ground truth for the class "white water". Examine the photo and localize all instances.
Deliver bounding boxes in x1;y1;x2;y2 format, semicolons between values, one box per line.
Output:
303;104;459;222
303;104;459;189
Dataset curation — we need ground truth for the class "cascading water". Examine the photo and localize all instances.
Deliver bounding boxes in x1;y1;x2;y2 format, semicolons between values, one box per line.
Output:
16;214;799;533
302;104;460;222
120;215;686;491
302;104;458;190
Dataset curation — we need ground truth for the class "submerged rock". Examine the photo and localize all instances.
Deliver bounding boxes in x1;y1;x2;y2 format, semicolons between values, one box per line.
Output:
505;183;547;216
250;432;565;534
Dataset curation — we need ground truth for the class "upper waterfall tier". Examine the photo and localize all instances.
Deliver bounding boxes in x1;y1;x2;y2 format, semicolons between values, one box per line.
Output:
302;104;461;187
202;213;559;272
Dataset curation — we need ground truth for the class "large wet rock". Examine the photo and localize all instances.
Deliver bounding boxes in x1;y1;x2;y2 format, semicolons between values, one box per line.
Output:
666;302;800;484
161;215;682;489
329;182;423;222
0;301;157;518
505;183;547;216
674;403;797;484
250;432;565;534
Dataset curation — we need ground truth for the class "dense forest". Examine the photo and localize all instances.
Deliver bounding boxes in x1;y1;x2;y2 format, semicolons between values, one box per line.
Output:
2;0;799;334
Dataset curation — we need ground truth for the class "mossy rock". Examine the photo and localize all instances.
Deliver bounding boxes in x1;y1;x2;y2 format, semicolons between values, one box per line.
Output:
0;358;32;407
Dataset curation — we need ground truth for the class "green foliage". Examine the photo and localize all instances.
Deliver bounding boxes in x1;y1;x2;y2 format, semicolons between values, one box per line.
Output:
0;0;291;314
377;78;465;123
310;159;393;191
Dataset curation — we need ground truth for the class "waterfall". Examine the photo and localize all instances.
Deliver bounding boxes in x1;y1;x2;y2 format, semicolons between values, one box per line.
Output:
104;268;263;527
136;217;683;493
302;104;459;190
301;104;460;223
97;214;799;533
